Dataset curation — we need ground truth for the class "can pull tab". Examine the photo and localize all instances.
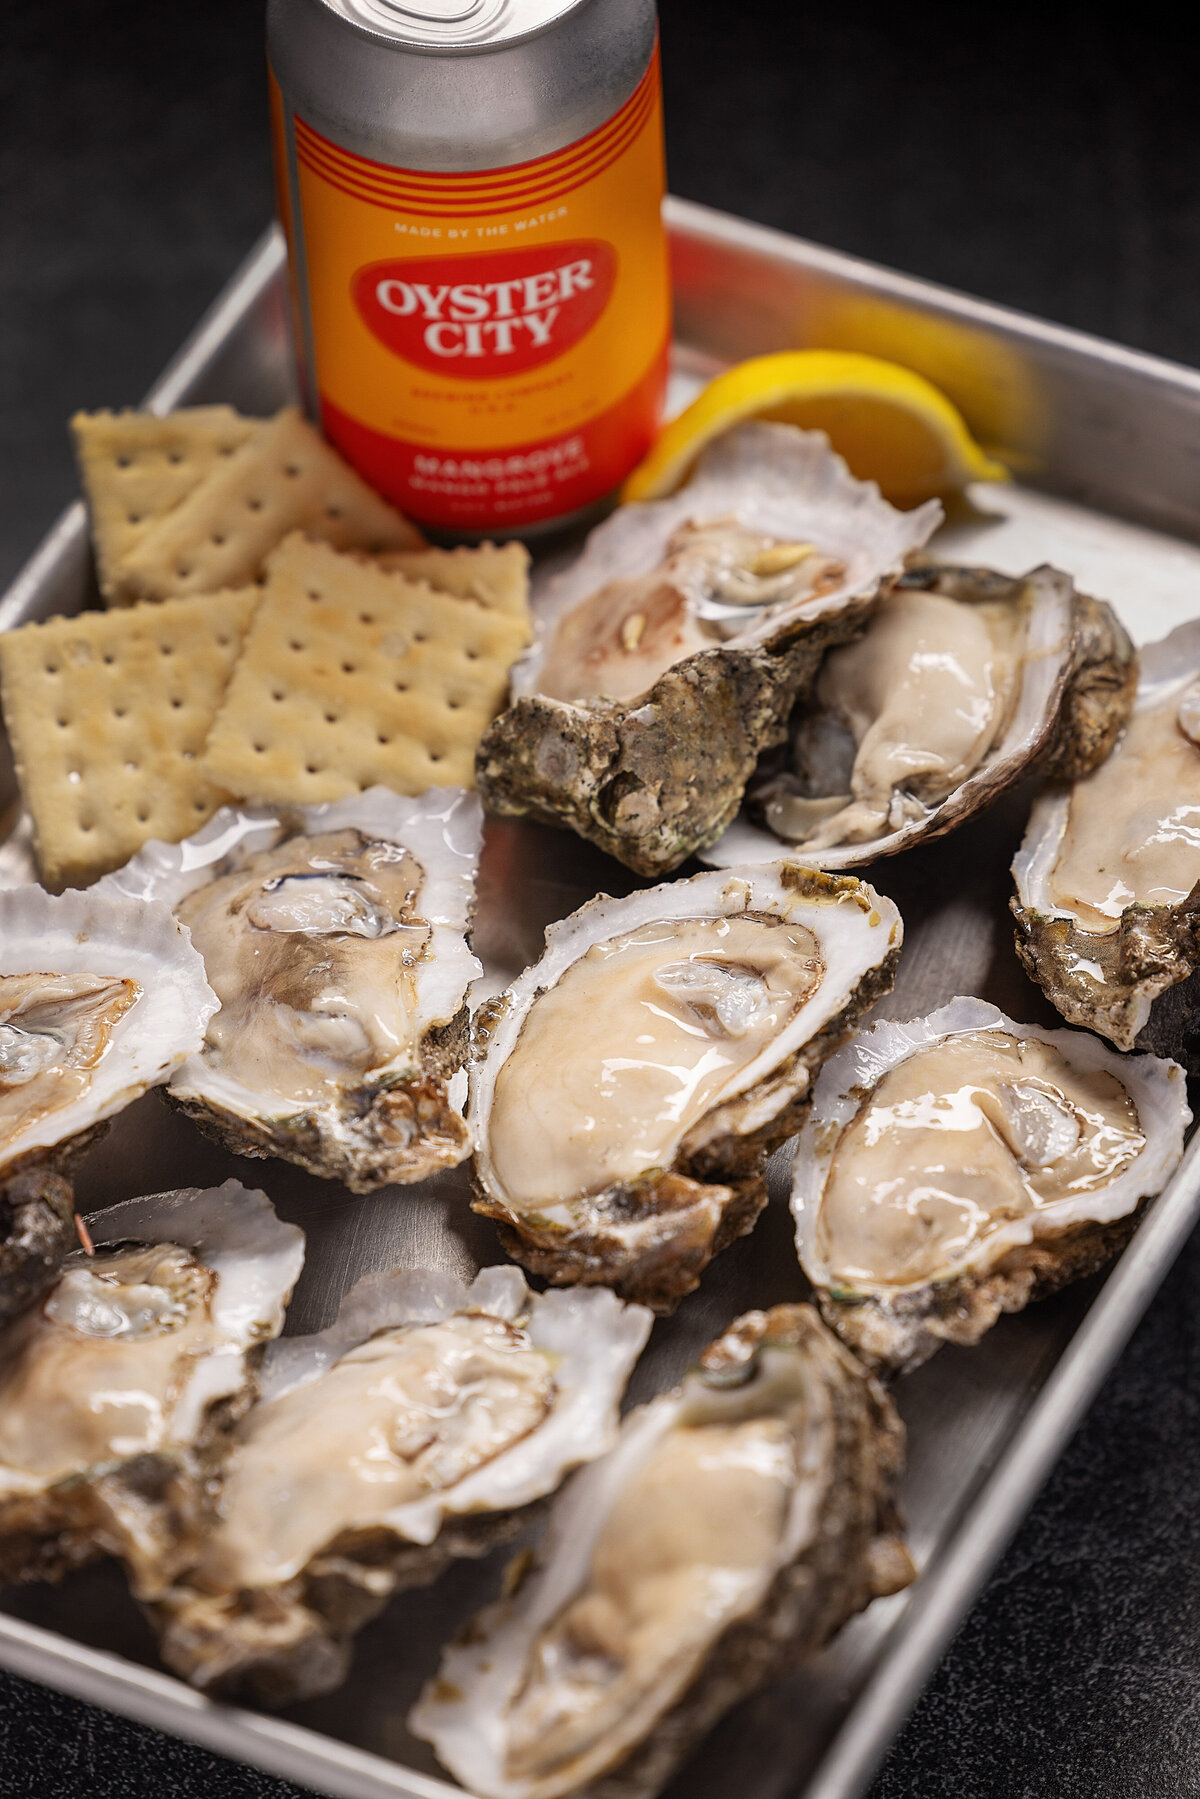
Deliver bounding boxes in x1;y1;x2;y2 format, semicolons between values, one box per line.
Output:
375;0;489;20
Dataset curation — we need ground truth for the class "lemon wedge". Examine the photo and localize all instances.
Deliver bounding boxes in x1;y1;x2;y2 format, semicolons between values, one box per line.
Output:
623;350;1007;509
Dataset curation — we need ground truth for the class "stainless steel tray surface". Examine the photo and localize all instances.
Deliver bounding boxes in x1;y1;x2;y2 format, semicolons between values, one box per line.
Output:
4;197;1200;1799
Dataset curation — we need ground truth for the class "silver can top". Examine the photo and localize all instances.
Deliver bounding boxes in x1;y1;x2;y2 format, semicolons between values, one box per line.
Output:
321;0;586;47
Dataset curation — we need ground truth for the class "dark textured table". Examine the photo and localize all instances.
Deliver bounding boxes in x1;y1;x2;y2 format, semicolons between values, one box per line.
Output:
4;5;1200;1796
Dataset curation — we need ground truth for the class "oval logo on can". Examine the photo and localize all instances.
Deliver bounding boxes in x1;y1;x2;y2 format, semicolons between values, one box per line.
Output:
352;240;617;379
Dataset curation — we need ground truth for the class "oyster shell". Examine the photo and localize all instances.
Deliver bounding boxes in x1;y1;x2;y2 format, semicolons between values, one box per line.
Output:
153;1265;651;1705
0;1166;76;1330
99;787;483;1190
0;885;218;1324
477;425;940;878
1012;618;1200;1062
470;861;902;1312
0;1180;304;1596
708;561;1136;869
791;997;1189;1374
410;1302;912;1799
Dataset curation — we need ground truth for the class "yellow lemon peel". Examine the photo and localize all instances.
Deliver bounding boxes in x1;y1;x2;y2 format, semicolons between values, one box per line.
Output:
624;350;1008;509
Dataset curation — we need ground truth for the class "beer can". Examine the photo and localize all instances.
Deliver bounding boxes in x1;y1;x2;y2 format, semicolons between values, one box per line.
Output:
267;0;670;537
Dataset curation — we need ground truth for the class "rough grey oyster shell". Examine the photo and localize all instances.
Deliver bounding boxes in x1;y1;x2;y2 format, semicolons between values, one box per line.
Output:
152;1265;651;1706
0;1167;76;1330
0;1181;304;1598
469;861;902;1313
410;1302;912;1799
99;787;482;1191
0;885;217;1326
791;998;1189;1374
1012;617;1200;1063
708;561;1136;869
477;424;940;878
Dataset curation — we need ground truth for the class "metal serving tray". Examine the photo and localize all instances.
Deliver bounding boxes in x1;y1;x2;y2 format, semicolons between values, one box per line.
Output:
5;196;1200;1799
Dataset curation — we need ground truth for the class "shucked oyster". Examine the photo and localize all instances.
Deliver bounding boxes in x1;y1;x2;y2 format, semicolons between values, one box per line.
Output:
791;998;1189;1374
477;425;940;877
470;861;902;1312
1013;618;1200;1063
0;885;217;1324
153;1265;651;1705
0;1181;304;1596
410;1303;912;1799
100;787;482;1190
708;561;1136;869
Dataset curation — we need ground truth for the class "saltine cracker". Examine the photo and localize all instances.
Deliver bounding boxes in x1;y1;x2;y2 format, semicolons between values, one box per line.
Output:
115;409;424;603
203;535;527;805
375;542;531;635
71;406;258;604
0;589;258;890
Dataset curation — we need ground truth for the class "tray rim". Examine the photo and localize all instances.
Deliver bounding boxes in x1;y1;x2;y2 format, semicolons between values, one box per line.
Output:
667;194;1200;402
4;194;1200;1799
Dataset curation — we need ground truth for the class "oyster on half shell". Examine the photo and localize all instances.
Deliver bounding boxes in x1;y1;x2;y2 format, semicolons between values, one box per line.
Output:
477;425;940;877
470;862;902;1312
153;1265;651;1705
99;787;482;1190
0;886;217;1325
791;998;1189;1374
410;1303;912;1799
0;1181;304;1597
1012;618;1200;1063
708;561;1136;870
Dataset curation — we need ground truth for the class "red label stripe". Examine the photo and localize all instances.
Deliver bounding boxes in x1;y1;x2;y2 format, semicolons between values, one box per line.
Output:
294;48;658;215
296;46;655;192
297;63;653;194
295;84;655;214
296;104;655;216
295;83;654;210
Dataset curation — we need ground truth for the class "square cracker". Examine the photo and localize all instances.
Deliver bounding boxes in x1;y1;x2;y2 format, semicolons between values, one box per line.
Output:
71;407;259;604
0;589;258;890
203;534;528;806
374;542;531;635
114;408;424;604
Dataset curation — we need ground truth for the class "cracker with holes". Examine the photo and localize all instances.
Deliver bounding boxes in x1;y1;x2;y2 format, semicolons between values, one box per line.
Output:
203;534;529;805
0;589;258;890
71;407;260;604
113;408;424;604
374;542;532;634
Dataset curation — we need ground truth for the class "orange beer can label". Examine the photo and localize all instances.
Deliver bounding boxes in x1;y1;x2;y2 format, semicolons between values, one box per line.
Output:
286;48;670;533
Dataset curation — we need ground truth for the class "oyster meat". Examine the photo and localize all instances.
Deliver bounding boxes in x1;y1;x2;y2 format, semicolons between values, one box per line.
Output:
0;1180;304;1596
709;561;1136;869
1013;617;1200;1062
477;424;940;877
100;786;482;1190
410;1302;912;1799
153;1265;651;1705
470;861;902;1312
0;885;217;1324
791;997;1189;1373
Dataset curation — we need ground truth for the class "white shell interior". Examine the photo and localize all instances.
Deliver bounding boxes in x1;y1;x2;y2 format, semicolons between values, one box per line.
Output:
409;1340;834;1799
86;1181;306;1444
96;786;483;1124
0;885;218;1173
511;423;942;701
471;862;903;1219
1013;616;1200;958
0;1181;305;1498
791;996;1190;1294
248;1263;652;1548
706;565;1076;870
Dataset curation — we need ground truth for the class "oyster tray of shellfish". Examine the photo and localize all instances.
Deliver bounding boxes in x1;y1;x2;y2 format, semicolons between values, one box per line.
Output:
6;199;1200;1799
